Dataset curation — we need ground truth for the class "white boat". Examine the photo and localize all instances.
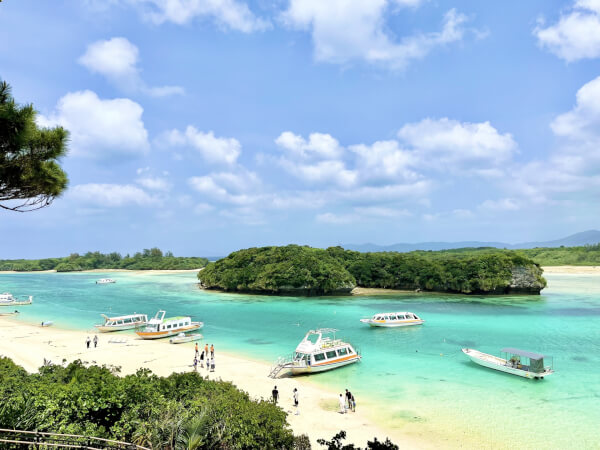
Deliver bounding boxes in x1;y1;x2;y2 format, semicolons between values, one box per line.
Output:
95;313;148;332
169;332;203;344
40;321;53;327
96;278;116;284
136;310;203;340
462;348;554;379
360;311;424;327
0;293;33;306
269;328;361;377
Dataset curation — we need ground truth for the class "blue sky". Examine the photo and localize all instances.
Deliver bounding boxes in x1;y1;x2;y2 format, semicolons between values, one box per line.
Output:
1;0;600;258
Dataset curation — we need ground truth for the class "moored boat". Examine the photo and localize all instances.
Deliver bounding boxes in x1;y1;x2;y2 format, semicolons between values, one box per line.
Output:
95;313;148;332
269;328;361;377
360;311;424;327
462;348;554;379
169;332;203;344
135;310;203;340
0;293;33;306
96;278;116;284
40;321;53;327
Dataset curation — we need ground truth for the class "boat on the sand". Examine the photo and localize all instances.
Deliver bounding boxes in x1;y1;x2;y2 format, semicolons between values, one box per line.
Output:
360;311;424;327
269;328;361;377
136;310;203;340
462;348;554;379
169;332;203;344
95;313;148;332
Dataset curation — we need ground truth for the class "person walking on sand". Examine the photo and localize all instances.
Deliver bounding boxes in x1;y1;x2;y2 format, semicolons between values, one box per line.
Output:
199;350;205;368
272;385;279;404
93;335;98;348
350;392;356;412
293;388;299;415
195;342;199;356
86;336;91;349
193;356;198;372
339;394;346;414
210;344;214;358
210;355;215;372
206;355;210;373
204;343;208;357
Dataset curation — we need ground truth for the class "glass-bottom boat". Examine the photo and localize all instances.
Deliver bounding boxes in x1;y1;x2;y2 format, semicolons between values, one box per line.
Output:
95;313;148;332
269;328;361;377
360;311;424;327
135;310;203;340
0;293;33;306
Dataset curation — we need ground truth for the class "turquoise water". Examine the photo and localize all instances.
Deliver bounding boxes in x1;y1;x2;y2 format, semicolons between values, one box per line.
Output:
1;271;599;448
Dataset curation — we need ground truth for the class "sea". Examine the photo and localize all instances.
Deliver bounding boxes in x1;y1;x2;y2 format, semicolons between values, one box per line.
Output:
1;271;599;448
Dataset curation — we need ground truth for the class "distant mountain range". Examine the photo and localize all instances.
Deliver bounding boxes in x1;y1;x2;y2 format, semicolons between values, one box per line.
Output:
343;230;600;253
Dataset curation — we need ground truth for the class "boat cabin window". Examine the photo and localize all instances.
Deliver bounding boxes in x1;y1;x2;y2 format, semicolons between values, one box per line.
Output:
406;313;414;319
314;353;326;362
389;315;397;320
347;347;353;354
326;350;337;359
397;315;406;320
338;348;348;356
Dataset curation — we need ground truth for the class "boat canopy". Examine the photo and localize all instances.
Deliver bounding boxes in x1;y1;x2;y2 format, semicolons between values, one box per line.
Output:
501;348;545;360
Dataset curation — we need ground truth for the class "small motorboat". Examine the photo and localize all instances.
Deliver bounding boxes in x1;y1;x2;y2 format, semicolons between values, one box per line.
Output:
40;321;54;327
95;313;148;332
360;311;424;327
0;293;33;306
269;328;361;378
169;332;203;344
96;278;116;284
462;348;554;379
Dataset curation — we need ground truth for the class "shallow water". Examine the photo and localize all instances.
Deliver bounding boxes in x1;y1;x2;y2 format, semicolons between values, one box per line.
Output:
1;271;599;448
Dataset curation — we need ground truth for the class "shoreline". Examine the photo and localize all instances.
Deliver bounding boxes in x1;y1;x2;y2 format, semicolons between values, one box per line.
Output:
540;265;600;274
0;316;422;449
0;269;201;274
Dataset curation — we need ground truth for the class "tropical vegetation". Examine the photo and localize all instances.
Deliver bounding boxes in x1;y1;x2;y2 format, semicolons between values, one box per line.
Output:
0;357;396;449
0;248;208;272
0;80;68;212
518;243;600;266
198;245;546;295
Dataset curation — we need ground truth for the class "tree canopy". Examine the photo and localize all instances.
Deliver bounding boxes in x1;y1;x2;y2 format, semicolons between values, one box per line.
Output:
0;80;68;211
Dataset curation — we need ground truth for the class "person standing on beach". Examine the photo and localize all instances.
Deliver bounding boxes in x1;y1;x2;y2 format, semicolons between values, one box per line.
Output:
205;343;208;357
339;394;346;414
93;335;98;348
350;392;356;412
86;336;91;349
206;355;210;373
195;342;199;356
210;344;214;358
199;350;205;368
345;389;352;410
272;386;279;404
210;355;215;372
293;388;299;415
193;356;198;372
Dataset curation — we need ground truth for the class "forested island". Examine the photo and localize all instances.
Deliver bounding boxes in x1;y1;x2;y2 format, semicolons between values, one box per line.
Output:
0;248;208;272
198;245;546;296
519;243;600;266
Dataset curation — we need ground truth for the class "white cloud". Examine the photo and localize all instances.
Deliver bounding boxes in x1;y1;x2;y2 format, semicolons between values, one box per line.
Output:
107;0;269;32
161;126;241;165
479;198;520;211
136;176;171;191
316;212;357;224
535;1;600;62
37;90;149;158
551;75;600;142
79;37;183;97
281;2;467;69
350;140;419;181
279;159;358;187
275;131;343;159
70;183;156;207
397;118;516;170
188;169;261;204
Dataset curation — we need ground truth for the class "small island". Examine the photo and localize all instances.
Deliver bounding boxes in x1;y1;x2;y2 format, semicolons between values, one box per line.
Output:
198;245;547;296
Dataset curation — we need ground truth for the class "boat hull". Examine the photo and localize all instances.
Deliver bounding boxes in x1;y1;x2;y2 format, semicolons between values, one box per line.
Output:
136;323;202;340
462;349;553;379
289;355;361;375
360;319;424;327
95;323;145;332
170;334;203;344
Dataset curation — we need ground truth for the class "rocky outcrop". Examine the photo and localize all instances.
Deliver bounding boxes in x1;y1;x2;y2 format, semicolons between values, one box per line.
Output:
507;265;547;294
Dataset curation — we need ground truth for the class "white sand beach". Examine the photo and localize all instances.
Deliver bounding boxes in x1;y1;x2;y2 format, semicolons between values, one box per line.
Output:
541;265;600;274
0;317;425;449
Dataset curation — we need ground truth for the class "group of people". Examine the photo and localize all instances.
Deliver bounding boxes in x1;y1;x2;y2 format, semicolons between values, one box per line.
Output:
85;335;98;349
339;389;356;413
271;386;300;415
193;342;215;373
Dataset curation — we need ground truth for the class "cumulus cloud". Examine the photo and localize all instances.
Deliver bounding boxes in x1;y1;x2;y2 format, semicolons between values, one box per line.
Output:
98;0;269;32
160;126;241;165
79;37;183;97
479;198;520;211
534;0;600;61
350;140;419;182
69;183;157;207
275;131;343;159
281;2;467;69
397;118;516;170
551;75;600;142
37;90;149;159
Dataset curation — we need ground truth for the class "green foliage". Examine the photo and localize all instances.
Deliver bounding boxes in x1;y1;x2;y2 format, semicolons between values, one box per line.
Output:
0;80;68;211
0;248;209;272
0;357;295;450
198;245;356;295
198;245;546;295
317;431;398;450
518;243;600;266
